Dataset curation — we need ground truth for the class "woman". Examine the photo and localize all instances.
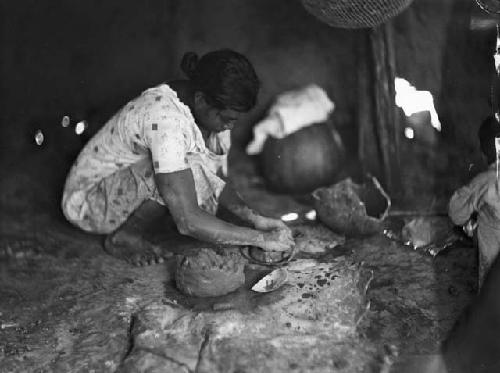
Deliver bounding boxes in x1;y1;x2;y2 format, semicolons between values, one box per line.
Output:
62;49;294;266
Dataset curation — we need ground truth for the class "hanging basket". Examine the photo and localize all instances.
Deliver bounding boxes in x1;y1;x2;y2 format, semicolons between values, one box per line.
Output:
301;0;415;29
475;0;500;15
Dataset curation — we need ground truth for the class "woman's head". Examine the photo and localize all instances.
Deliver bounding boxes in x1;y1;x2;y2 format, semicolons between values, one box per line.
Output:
181;49;260;132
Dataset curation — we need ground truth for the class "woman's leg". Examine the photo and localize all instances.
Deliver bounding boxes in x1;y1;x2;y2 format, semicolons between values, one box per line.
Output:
104;199;175;266
103;158;187;265
75;158;174;265
104;155;228;266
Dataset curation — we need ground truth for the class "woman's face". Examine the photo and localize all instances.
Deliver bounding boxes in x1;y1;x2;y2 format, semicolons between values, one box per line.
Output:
194;92;242;132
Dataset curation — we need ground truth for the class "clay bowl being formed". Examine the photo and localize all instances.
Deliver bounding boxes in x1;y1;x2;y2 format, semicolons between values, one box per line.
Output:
242;246;297;266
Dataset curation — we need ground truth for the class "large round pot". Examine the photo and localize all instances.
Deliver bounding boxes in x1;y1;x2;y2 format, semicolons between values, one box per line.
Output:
260;122;345;194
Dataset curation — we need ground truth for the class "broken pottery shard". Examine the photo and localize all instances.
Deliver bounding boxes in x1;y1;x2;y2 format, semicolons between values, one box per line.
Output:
252;268;288;293
175;248;246;297
312;177;390;237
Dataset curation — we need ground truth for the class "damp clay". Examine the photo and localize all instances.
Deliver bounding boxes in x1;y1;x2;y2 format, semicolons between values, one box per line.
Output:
175;248;247;297
313;177;391;236
248;246;288;264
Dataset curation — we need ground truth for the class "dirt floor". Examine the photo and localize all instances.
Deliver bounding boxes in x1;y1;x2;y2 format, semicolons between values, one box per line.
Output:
0;152;477;372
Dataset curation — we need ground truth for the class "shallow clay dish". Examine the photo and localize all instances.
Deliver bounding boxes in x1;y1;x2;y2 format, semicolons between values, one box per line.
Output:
251;268;289;293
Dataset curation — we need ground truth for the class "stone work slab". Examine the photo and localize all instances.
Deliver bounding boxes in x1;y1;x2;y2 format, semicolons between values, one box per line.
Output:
121;258;380;373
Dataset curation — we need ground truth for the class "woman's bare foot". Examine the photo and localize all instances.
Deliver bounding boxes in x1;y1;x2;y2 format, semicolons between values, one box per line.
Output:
104;229;172;266
103;199;175;266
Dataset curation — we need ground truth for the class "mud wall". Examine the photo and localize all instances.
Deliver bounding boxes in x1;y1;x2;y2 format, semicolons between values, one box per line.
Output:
0;0;359;213
0;0;493;214
0;0;179;212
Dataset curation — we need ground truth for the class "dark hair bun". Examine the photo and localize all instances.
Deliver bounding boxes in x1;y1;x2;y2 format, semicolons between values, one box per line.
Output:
180;52;199;79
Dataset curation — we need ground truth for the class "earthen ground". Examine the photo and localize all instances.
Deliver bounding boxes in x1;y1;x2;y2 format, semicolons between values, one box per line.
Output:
0;155;476;372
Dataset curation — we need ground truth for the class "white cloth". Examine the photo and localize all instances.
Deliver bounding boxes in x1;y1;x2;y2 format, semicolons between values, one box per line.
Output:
246;84;334;155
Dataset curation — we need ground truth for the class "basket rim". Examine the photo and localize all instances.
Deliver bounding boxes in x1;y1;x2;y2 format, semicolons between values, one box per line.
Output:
301;0;415;28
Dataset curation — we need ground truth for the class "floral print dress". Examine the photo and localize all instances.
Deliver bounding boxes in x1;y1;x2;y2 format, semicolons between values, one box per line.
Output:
62;84;230;234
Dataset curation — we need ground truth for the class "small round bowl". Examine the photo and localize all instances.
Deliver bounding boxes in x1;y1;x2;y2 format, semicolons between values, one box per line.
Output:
241;246;297;266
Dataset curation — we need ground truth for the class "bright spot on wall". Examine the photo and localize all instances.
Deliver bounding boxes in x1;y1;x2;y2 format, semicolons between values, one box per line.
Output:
281;212;299;222
61;115;70;127
470;16;497;31
34;130;44;145
395;77;441;132
305;209;317;221
75;120;88;135
404;127;415;139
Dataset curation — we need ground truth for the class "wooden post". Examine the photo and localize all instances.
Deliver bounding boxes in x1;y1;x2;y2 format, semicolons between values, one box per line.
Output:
385;23;401;178
357;21;400;194
357;31;371;176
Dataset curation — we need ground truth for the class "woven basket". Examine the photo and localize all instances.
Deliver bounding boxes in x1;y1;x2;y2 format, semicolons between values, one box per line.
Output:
301;0;415;29
475;0;500;15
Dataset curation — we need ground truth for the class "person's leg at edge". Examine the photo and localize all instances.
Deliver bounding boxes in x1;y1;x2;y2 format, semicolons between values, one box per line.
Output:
103;157;223;266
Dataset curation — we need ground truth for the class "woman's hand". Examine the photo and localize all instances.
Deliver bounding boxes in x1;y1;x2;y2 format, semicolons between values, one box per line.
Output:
253;215;294;251
253;215;291;234
258;229;295;252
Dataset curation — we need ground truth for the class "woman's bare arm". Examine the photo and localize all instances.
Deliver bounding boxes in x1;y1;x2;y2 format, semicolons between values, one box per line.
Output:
155;169;293;251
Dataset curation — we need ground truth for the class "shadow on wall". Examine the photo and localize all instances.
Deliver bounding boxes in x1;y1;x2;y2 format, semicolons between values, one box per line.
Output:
387;0;492;202
432;0;494;193
436;0;492;157
0;0;179;215
0;0;178;156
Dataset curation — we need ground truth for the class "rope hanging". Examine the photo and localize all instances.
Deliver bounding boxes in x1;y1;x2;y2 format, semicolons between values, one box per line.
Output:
300;0;414;29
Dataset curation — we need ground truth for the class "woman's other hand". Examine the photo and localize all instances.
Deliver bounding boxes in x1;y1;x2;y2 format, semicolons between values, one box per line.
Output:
259;229;295;252
253;215;292;234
